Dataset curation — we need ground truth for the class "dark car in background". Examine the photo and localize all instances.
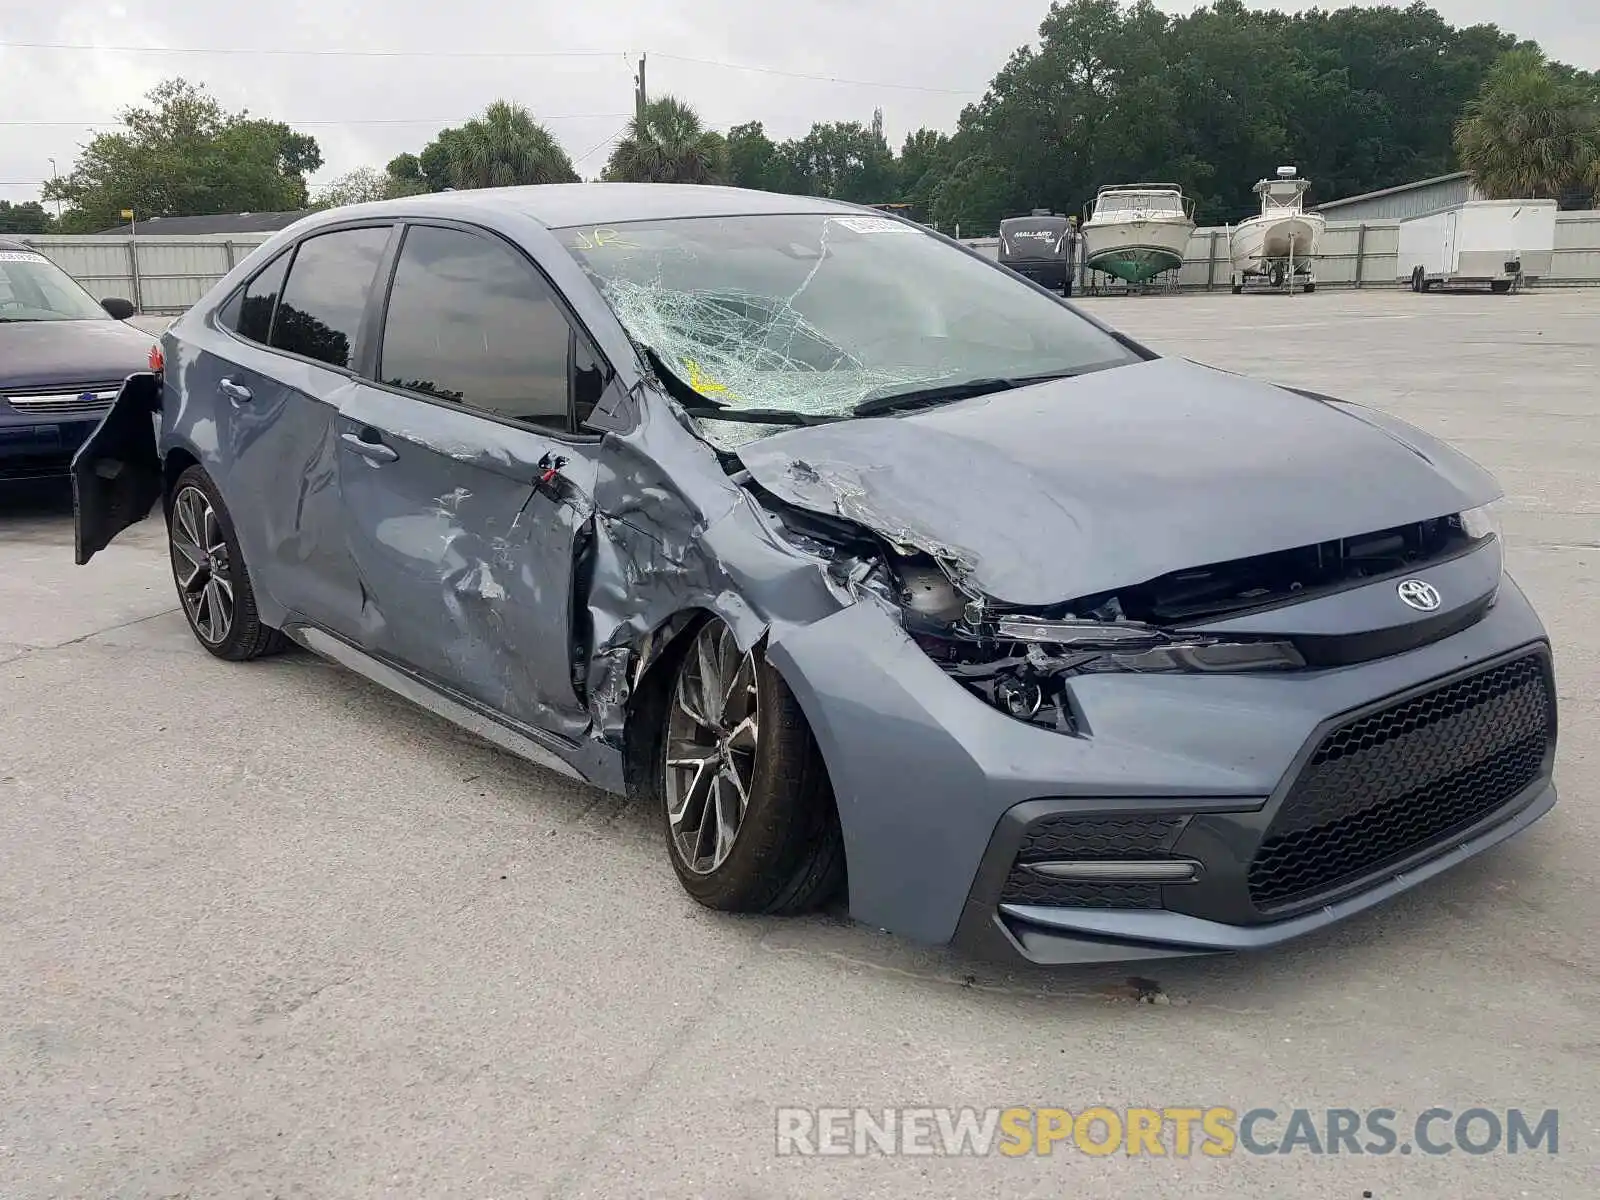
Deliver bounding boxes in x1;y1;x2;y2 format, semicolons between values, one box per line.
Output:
71;185;1556;965
1;238;149;483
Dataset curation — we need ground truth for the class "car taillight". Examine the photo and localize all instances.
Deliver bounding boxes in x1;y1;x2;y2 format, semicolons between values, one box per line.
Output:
148;344;164;373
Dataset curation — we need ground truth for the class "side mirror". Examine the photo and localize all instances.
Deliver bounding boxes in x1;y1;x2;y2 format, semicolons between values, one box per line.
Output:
101;297;136;320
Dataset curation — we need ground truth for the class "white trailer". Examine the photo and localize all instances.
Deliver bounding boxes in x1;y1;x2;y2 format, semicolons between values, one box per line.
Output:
1398;199;1558;294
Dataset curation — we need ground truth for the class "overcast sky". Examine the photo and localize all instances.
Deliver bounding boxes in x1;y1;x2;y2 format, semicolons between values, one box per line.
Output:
3;1;1595;210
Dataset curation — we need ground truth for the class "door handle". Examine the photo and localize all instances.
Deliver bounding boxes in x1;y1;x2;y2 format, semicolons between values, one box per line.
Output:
219;378;253;403
340;431;398;463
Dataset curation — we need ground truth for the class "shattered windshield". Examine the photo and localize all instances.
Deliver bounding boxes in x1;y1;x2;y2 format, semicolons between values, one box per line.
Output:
558;213;1139;448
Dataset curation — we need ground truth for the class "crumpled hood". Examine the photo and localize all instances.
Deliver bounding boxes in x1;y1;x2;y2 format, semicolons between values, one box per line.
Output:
737;357;1500;606
0;319;153;391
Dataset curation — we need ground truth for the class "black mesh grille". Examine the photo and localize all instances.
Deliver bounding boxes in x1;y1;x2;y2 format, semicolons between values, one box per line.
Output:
1000;872;1163;909
1249;653;1552;910
1001;814;1187;909
1014;815;1187;862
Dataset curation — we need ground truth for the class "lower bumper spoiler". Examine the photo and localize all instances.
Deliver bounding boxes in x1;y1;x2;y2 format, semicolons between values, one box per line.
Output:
962;781;1556;966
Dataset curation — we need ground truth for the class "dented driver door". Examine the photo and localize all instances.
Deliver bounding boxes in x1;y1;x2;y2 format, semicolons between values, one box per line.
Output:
333;219;604;741
335;384;598;741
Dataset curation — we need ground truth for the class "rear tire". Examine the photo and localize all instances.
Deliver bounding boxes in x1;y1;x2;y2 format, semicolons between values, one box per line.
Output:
1410;266;1423;293
651;617;844;915
167;465;286;661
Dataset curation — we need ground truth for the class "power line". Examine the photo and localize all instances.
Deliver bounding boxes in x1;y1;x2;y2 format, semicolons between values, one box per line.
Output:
0;39;981;93
650;51;979;95
572;122;632;169
0;114;631;128
0;41;618;59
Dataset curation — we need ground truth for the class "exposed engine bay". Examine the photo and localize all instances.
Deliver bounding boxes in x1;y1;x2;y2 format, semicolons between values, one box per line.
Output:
753;484;1488;737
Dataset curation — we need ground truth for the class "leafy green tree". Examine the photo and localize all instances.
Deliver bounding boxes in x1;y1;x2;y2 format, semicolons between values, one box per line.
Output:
382;153;432;197
931;151;1024;236
417;101;578;191
726;121;779;190
40;78;322;231
1455;47;1600;204
603;96;728;183
312;167;393;209
775;121;899;202
0;200;54;234
898;129;953;221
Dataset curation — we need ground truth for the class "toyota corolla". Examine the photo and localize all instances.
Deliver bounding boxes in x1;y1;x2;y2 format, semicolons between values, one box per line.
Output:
71;184;1558;964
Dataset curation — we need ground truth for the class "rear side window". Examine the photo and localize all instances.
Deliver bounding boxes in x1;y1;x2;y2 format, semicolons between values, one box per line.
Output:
270;226;390;369
220;251;291;345
378;224;573;431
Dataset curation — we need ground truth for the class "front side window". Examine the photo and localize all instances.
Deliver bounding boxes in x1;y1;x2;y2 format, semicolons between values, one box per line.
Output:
378;224;572;431
270;226;390;369
0;248;111;322
558;213;1140;447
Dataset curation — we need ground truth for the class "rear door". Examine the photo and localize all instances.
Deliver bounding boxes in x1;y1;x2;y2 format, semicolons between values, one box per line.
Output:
336;221;612;739
190;223;395;637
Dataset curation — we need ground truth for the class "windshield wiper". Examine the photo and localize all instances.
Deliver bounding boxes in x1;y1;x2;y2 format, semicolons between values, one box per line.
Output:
678;406;839;426
851;369;1089;417
639;343;840;427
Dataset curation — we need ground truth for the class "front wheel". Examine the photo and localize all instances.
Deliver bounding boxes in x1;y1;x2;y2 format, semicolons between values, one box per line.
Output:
168;466;285;661
655;618;843;914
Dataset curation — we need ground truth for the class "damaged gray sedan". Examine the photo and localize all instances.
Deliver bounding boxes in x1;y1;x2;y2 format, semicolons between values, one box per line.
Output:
72;184;1558;964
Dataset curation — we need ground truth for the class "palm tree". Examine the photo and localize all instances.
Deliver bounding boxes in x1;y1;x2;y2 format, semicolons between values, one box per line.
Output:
447;101;579;189
604;96;728;184
1454;48;1600;203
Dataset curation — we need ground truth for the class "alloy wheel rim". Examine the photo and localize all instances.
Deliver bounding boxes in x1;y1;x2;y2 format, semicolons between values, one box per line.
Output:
170;485;235;645
664;622;760;875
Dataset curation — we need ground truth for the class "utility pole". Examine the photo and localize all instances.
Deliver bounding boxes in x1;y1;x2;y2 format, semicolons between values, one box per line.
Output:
48;158;62;221
633;54;647;121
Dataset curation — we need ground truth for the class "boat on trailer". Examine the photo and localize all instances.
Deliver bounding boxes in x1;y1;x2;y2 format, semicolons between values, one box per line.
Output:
1230;167;1325;293
1081;184;1195;285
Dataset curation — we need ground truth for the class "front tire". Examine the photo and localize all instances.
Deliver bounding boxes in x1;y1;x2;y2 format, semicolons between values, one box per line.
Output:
167;465;285;661
655;618;843;914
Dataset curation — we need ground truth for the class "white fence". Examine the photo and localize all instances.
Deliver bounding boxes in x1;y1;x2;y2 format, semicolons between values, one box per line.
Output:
967;210;1600;290
17;211;1600;313
17;233;274;314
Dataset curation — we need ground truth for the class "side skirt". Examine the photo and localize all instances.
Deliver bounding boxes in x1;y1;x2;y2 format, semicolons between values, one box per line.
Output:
286;624;626;792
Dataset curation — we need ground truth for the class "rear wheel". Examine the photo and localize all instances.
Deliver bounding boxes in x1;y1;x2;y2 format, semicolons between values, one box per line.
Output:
656;618;843;914
1410;266;1424;293
168;465;285;661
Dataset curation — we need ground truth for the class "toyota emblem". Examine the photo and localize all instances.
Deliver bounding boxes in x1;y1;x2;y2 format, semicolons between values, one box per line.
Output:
1397;579;1442;612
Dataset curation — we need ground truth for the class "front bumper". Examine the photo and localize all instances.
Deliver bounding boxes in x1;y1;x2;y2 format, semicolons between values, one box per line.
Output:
766;573;1557;962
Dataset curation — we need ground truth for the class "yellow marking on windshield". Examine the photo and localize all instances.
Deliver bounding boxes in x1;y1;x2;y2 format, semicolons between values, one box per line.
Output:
684;359;737;399
571;227;636;251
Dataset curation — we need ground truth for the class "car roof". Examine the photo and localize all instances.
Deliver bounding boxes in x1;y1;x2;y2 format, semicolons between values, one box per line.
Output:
298;183;873;231
0;236;42;253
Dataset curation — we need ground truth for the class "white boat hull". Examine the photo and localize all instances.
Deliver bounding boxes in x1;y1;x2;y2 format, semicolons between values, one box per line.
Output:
1082;216;1194;283
1230;214;1325;269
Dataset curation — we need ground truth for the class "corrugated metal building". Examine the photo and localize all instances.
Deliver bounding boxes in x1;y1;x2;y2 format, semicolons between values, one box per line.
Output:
1310;172;1482;223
